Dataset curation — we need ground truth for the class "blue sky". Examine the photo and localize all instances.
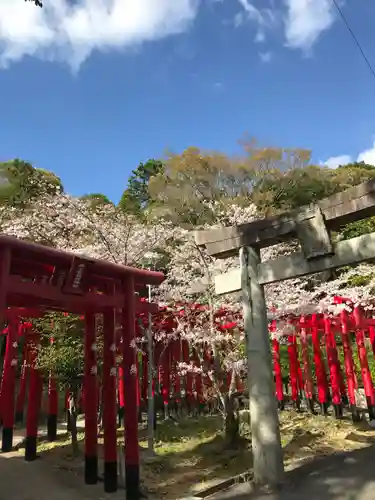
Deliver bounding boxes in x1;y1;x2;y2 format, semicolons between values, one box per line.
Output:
0;0;374;203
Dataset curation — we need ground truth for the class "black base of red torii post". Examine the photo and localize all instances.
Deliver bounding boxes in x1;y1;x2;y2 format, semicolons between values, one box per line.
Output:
0;308;57;455
0;309;42;452
0;234;164;499
1;318;19;452
83;287;160;496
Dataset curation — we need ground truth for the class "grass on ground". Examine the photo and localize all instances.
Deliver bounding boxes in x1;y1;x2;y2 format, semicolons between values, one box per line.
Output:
21;411;375;500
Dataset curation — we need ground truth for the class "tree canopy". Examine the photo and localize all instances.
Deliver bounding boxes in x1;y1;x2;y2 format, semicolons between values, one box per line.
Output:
119;159;164;215
1;144;375;446
79;193;114;208
0;159;63;207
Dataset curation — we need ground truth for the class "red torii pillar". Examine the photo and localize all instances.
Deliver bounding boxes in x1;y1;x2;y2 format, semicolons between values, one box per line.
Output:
15;337;29;424
122;276;140;500
102;309;118;493
0;309;43;430
84;312;98;485
1;318;19;451
47;341;59;442
84;295;156;491
25;331;43;461
117;300;159;429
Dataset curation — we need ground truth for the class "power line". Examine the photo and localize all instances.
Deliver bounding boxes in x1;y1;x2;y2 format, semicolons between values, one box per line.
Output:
332;0;375;80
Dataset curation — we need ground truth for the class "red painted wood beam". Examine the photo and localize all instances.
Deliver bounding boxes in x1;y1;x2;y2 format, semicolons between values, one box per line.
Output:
0;235;164;285
7;276;126;310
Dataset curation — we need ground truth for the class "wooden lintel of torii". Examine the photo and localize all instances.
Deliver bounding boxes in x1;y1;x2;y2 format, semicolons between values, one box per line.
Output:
215;232;375;294
195;179;375;258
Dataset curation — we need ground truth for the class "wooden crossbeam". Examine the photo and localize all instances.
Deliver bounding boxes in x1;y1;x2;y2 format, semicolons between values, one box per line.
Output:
7;276;160;314
8;276;126;311
195;179;375;258
215;232;375;294
0;234;165;285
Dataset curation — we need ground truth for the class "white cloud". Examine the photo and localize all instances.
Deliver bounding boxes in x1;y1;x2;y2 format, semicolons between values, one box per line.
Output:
0;0;199;69
213;81;224;91
233;11;245;28
238;0;264;23
323;139;375;169
324;155;352;169
233;0;279;45
238;0;278;30
236;0;336;51
358;140;375;166
259;51;272;63
0;0;344;70
283;0;336;51
254;30;266;43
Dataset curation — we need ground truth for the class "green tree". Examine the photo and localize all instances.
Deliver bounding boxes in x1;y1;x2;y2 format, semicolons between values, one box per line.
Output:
34;313;86;455
79;193;114;209
119;159;164;215
252;160;375;215
0;159;63;207
252;164;340;213
332;161;375;187
332;162;375;240
149;143;311;224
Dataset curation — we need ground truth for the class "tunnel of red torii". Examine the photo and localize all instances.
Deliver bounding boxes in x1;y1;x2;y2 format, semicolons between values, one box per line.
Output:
0;234;164;499
5;251;375;494
269;295;375;423
8;292;375;451
0;302;245;442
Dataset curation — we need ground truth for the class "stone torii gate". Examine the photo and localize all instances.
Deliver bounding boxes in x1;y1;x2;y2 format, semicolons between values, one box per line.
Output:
195;179;375;489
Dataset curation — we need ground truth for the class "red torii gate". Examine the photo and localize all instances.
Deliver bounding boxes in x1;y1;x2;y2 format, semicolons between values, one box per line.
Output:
0;301;159;437
0;235;164;500
0;308;43;428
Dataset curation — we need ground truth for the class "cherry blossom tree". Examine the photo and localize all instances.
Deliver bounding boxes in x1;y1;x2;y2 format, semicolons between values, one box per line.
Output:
3;170;375;446
0;190;178;267
0;188;178;444
152;203;259;442
157;195;375;442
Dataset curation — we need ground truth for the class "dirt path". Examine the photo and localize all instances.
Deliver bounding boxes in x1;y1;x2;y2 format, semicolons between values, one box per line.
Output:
0;450;123;500
4;442;375;500
2;412;375;500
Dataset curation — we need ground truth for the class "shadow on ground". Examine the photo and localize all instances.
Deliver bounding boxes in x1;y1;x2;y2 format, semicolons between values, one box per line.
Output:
211;443;375;500
4;413;375;500
0;448;107;500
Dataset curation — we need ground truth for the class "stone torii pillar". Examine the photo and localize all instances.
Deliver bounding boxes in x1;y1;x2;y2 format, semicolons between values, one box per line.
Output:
195;179;375;489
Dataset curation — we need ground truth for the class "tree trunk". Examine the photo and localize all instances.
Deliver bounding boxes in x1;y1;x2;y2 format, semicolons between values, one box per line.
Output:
224;395;239;446
68;392;79;456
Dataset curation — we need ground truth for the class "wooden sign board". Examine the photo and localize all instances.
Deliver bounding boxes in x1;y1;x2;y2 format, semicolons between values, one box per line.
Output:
62;257;90;295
